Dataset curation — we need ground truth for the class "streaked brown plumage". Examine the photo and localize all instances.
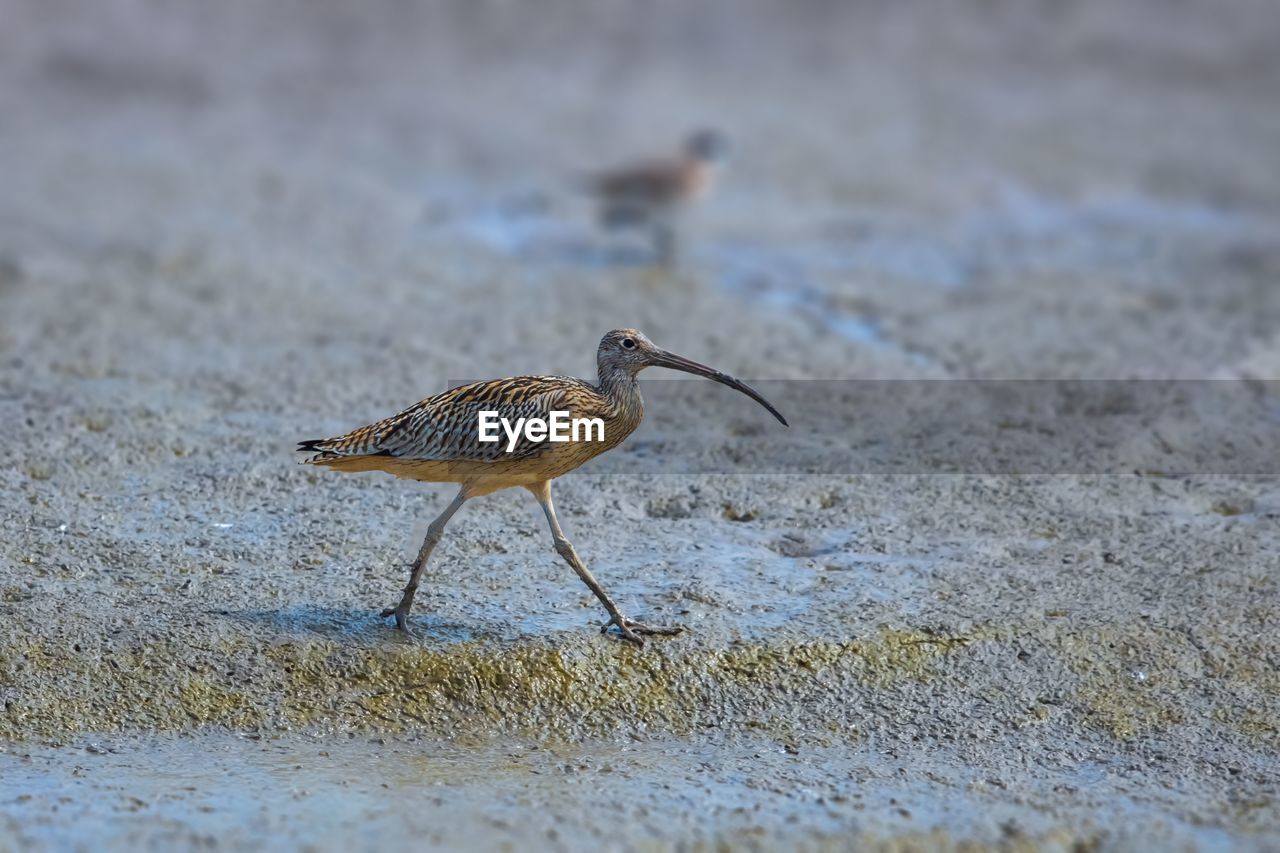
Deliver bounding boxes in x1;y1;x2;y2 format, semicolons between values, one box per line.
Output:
299;328;786;646
300;375;636;494
587;129;730;263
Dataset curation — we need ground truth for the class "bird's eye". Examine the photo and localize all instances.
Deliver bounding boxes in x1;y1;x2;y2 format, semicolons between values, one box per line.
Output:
621;338;636;349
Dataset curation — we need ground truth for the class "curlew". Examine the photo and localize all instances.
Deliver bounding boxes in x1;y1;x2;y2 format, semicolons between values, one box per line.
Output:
587;129;730;263
298;329;787;646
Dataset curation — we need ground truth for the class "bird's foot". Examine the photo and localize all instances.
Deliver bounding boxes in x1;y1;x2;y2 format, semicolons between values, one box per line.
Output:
600;614;684;647
380;602;413;633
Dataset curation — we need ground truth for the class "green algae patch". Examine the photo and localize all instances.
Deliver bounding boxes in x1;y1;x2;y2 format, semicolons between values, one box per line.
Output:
3;620;1274;746
0;636;271;740
1058;621;1280;743
1061;623;1192;738
264;628;970;736
0;628;974;740
717;628;973;690
177;676;258;728
5;617;1274;742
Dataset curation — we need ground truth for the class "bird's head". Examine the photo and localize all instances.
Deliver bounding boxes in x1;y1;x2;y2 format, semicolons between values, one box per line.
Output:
597;329;788;426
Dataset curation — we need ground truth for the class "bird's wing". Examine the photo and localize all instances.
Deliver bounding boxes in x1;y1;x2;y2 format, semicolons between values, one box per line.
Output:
591;158;687;202
299;376;591;463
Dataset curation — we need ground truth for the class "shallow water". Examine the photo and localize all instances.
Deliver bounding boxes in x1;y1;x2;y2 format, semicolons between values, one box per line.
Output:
0;735;1260;852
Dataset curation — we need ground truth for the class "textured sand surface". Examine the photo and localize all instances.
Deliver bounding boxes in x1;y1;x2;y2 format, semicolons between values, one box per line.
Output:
1;0;1278;849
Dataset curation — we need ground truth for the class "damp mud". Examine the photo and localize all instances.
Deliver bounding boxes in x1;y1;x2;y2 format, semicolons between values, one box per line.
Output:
1;733;1266;852
2;0;1280;850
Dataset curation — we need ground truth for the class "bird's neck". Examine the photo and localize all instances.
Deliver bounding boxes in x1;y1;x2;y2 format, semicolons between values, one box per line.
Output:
597;366;642;412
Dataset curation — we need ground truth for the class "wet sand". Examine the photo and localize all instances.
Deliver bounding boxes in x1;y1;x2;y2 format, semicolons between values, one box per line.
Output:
1;733;1263;851
1;0;1279;849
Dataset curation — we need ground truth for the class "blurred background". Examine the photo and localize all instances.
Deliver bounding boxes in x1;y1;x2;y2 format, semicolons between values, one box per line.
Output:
3;0;1278;391
2;1;1279;849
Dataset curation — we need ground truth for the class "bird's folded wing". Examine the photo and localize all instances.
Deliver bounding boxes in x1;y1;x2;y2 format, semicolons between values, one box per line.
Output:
593;158;686;201
309;377;582;463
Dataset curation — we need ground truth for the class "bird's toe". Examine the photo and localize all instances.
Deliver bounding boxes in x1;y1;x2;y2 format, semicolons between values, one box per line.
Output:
601;615;681;645
626;620;683;638
380;605;412;632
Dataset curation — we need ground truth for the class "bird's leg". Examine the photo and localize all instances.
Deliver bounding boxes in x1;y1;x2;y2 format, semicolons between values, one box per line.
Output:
528;482;682;647
381;488;468;632
652;219;677;266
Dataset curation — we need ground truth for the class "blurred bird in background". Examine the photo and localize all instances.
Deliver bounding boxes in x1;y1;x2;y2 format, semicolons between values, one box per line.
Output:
585;129;730;264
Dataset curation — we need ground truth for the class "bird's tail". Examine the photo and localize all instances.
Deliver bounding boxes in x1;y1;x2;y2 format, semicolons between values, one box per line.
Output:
298;440;392;475
297;437;347;463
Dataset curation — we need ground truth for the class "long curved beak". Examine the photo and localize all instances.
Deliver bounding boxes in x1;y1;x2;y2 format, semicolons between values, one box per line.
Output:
648;349;789;427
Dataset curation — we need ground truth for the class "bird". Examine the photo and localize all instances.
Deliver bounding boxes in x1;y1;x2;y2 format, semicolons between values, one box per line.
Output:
298;329;787;646
586;129;730;264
